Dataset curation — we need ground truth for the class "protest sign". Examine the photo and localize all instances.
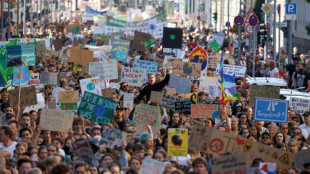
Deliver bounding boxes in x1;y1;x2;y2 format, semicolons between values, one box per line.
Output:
101;88;114;99
188;125;213;152
39;108;73;132
48;101;56;109
73;139;98;167
142;37;156;49
36;40;46;54
100;129;127;151
80;77;102;96
60;103;78;111
294;149;310;171
172;62;201;77
175;101;191;114
132;31;152;51
30;73;40;85
215;64;247;77
188;46;208;71
111;39;130;62
40;72;58;85
199;77;221;97
254;98;288;123
191;104;218;118
11;65;31;86
58;91;79;103
109;82;120;90
89;59;118;80
123;93;134;108
168;75;191;94
69;47;93;65
9;86;37;108
53;39;63;51
207;53;221;69
0;147;4;169
166;88;177;95
212;32;225;46
259;163;276;174
249;85;280;107
110;31;125;45
150;91;163;104
7;44;36;66
23;93;45;112
161;94;181;111
139;157;166;174
289;97;310;114
211;153;247;174
133;59;158;74
121;66;148;87
78;91;118;124
133;104;160;127
168;128;188;156
180;93;198;104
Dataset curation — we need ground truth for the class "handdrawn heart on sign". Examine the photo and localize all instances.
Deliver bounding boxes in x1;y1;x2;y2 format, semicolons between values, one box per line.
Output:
236;137;245;145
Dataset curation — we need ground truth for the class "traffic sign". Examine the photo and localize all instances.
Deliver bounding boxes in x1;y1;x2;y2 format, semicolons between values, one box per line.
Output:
246;24;253;34
286;3;297;20
234;15;244;26
201;13;207;21
261;4;273;14
245;9;255;23
249;15;258;26
276;22;287;27
225;21;231;27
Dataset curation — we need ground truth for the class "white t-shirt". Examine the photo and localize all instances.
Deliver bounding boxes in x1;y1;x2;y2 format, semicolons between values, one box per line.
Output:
269;68;279;78
299;124;310;139
0;141;18;158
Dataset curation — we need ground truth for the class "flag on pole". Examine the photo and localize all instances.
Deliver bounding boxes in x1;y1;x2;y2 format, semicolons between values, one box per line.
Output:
0;39;18;83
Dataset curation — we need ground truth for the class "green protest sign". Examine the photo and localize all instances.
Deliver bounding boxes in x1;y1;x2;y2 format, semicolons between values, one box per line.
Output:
142;37;156;49
78;91;118;124
210;40;220;52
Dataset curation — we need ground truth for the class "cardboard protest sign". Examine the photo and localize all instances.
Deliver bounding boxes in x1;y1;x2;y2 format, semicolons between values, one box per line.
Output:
249;85;280;107
139;157;166;174
39;108;74;132
175;101;191;114
73;139;98;167
133;104;160;127
30;73;40;85
9;86;37;108
168;75;191;94
166;88;177;95
58;91;79;103
89;59;118;80
168;128;188;156
172;62;201;77
53;39;63;51
101;88;114;99
123;93;134;108
23;93;45;112
211;153;247;174
78;91;118;124
133;59;158;74
111;39;130;62
70;47;93;65
188;125;213;152
36;40;46;54
132;31;152;51
0;147;4;169
100;129;127;151
121;66;148;87
161;93;181;111
207;53;221;69
294;149;310;171
289;97;310;114
40;72;58;85
48;101;56;109
80;77;102;96
254;98;288;123
150;91;163;104
191;104;218;118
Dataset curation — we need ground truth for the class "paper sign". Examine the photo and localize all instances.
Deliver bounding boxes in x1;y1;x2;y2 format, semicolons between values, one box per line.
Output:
12;66;31;86
133;59;158;74
254;98;288;123
73;139;98;167
249;85;280;107
289;97;310;114
150;91;163;104
9;86;37;108
58;91;79;103
121;66;148;87
40;72;58;85
294;149;310;171
168;75;191;94
133;104;160;127
188;125;213;152
200;77;221;97
80;77;102;96
36;40;46;54
39;108;73;132
101;88;114;99
100;129;127;151
139;157;166;174
161;93;181;111
30;73;40;85
89;59;118;80
215;64;247;77
70;47;93;65
111;39;130;62
110;31;125;45
175;101;191;114
207;53;221;69
78;91;118;124
191;104;218;118
123;93;134;108
211;153;247;174
168;128;188;156
172;62;201;77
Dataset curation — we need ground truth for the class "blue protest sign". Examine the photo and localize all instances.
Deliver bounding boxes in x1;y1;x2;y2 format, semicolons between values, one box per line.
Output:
111;39;130;62
13;65;31;86
168;75;191;94
254;98;288;123
133;59;158;74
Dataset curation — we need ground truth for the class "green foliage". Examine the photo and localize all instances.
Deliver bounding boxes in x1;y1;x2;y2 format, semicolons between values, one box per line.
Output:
306;25;310;35
253;0;265;23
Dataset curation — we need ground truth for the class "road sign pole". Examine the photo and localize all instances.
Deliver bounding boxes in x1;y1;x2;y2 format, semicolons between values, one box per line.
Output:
287;0;292;64
238;26;241;65
253;28;256;77
273;0;277;61
278;5;281;68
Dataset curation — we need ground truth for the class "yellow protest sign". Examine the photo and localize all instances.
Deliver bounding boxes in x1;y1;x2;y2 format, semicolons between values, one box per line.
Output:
168;128;188;156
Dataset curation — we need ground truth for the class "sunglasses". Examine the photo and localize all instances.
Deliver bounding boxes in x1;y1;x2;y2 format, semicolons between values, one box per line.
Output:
262;136;270;139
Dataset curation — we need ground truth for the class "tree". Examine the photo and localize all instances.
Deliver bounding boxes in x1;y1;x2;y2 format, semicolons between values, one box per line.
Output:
253;0;265;23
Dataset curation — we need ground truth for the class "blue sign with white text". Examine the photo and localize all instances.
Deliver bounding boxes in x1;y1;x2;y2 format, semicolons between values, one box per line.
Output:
254;98;289;123
286;3;297;14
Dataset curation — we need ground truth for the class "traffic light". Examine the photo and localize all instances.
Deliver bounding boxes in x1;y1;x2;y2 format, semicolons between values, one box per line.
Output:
259;23;268;44
213;12;218;23
281;27;288;38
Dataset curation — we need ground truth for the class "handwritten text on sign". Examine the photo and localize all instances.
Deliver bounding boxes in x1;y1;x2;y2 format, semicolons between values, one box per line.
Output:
9;86;37;108
133;104;160;127
133;59;158;74
289;97;310;114
215;64;246;77
191;104;218;118
121;66;148;87
39;108;73;132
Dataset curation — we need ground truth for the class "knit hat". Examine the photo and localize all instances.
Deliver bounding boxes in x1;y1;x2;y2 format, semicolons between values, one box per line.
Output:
139;132;152;144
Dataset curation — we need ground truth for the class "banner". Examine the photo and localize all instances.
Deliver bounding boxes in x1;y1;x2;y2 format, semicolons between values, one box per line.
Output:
188;125;213;152
199;77;221;97
78;91;118;124
121;66;148;87
150;91;163;104
12;66;31;86
133;104;160;127
249;85;280;107
133;60;158;74
168;128;188;156
105;12;167;39
58;91;79;103
188;46;208;71
39;109;73;132
101;129;127;151
86;5;108;15
30;73;40;85
175;101;191;114
207;53;221;69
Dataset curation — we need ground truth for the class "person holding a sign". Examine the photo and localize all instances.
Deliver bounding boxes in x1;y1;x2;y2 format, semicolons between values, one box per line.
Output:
134;72;170;104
